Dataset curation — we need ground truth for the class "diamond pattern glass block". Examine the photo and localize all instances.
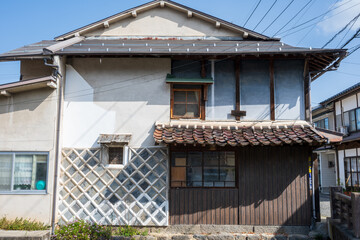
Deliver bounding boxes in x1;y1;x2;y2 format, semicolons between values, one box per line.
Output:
59;147;168;226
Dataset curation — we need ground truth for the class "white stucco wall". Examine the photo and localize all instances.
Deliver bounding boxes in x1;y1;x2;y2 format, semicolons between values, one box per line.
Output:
0;87;58;224
87;7;241;38
342;95;357;112
63;58;171;148
319;152;336;190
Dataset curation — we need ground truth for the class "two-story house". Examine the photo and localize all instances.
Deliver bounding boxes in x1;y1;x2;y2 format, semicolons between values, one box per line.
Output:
0;0;346;230
313;82;360;192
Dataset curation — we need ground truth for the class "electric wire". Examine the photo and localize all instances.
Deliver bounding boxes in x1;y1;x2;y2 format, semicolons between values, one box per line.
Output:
253;0;278;31
272;0;313;37
278;0;352;36
261;0;295;34
243;0;262;27
335;17;358;48
341;27;360;48
322;12;360;48
282;1;360;38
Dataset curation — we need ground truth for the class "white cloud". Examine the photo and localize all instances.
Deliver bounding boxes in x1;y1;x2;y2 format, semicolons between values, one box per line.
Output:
318;0;360;33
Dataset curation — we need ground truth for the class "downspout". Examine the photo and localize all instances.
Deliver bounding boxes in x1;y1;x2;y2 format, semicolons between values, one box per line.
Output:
48;56;64;234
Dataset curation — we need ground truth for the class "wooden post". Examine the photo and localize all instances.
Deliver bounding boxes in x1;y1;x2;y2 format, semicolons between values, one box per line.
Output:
312;153;321;221
330;186;342;219
235;59;240;121
269;59;275;121
352;192;360;238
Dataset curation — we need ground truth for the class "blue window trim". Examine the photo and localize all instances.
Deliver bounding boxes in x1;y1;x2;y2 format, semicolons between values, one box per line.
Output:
0;152;49;195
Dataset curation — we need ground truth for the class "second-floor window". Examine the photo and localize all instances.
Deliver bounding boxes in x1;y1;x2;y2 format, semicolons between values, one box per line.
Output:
315;118;329;129
344;108;360;132
171;85;202;119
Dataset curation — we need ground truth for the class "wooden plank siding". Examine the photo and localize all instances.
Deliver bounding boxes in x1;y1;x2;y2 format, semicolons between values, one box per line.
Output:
169;146;312;226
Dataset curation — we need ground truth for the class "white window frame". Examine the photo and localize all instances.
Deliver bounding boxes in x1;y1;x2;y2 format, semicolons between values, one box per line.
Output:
100;144;129;169
0;152;49;195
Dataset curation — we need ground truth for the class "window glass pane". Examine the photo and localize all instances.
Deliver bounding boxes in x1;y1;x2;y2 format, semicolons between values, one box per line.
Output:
356;108;360;130
109;147;123;164
219;152;235;166
186;104;199;118
187;91;199;103
188;152;201;166
349;110;356;132
204;152;218;166
203;166;218;187
34;155;47;190
13;155;33;190
187;167;202;187
174;91;186;102
219;167;236;187
324;118;329;130
0;155;12;191
173;104;186;116
344;112;350;128
171;152;186;166
351;158;357;172
336;114;342;129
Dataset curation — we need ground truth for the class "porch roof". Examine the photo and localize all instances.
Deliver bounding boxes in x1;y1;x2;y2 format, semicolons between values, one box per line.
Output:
154;120;327;147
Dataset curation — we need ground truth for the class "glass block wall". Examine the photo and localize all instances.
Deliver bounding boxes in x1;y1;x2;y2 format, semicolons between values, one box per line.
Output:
58;147;168;226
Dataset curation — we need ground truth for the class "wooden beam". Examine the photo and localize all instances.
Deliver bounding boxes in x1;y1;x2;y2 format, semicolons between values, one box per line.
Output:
0;90;11;97
312;153;321;222
304;59;310;121
270;59;275;121
235;59;240;120
201;60;206;78
231;110;246;117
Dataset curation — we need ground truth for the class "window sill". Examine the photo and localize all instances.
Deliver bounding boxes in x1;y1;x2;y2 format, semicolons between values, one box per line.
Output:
0;190;47;195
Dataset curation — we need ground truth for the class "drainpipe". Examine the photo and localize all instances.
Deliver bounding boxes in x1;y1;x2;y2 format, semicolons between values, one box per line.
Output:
48;56;65;234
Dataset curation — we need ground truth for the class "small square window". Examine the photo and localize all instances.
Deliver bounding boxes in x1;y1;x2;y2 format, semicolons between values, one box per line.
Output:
109;147;123;165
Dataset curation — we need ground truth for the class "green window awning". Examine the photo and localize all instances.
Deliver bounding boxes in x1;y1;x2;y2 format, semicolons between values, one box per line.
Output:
166;74;213;84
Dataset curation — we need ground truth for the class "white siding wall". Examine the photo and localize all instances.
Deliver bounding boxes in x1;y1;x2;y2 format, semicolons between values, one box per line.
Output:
320;152;336;191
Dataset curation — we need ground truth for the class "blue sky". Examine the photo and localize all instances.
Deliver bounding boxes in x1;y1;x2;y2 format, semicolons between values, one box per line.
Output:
0;0;359;106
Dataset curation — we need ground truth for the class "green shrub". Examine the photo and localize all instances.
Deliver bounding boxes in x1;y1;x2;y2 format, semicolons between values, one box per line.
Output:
115;225;148;237
0;217;49;231
52;220;111;240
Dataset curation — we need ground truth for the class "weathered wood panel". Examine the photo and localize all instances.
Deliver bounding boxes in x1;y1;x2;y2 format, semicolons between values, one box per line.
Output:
169;146;312;226
170;188;239;225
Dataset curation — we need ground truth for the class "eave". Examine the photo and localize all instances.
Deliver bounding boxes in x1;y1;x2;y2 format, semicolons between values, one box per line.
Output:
0;76;57;97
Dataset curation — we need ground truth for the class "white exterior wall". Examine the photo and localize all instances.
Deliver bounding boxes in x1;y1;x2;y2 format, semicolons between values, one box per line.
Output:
63;58;171;148
335;101;341;115
319;152;336;191
0;87;58;224
338;150;345;187
87;7;240;38
342;95;358;112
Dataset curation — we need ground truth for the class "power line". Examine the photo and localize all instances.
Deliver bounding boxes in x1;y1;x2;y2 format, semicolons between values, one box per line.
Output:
282;1;360;38
341;27;360;48
336;16;359;48
261;0;295;34
278;0;352;35
243;0;262;27
272;0;313;37
322;12;360;48
253;0;278;31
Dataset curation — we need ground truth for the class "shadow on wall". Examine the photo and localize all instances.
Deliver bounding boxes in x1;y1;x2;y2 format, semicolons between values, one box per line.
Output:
169;145;312;226
65;58;170;105
0;88;54;114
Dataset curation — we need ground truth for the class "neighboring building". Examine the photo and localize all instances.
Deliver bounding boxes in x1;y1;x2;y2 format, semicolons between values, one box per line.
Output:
0;0;346;228
313;82;360;192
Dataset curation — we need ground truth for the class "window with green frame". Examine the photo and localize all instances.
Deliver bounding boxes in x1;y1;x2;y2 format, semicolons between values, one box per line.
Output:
171;151;236;188
0;153;48;193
